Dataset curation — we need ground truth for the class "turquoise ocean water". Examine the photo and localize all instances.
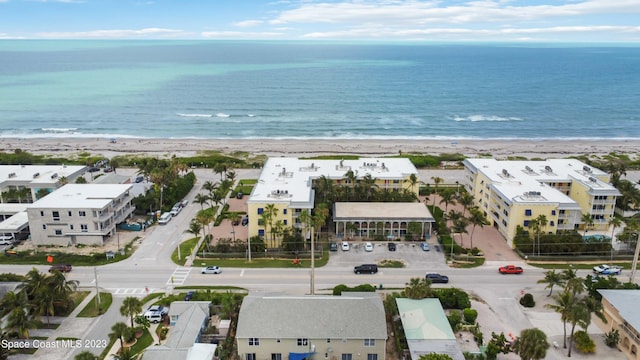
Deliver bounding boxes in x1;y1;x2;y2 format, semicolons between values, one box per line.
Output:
0;40;638;140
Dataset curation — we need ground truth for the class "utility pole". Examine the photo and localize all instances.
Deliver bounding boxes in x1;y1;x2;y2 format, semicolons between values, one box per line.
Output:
630;232;640;284
310;225;315;295
94;267;100;307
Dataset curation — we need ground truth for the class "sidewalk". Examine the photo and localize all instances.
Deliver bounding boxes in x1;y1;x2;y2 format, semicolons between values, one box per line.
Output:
103;299;162;359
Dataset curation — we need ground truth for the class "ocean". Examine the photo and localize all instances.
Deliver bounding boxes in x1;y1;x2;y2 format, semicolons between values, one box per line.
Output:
0;40;639;140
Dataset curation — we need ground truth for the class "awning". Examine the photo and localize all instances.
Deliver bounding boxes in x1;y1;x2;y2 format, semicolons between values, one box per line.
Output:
289;352;315;360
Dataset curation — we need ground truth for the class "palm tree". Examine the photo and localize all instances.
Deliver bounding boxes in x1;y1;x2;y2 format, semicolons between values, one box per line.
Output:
46;270;79;299
32;287;56;327
581;213;594;237
405;173;419;196
120;297;143;328
185;219;203;240
202;180;219;197
6;307;38;339
18;267;47;299
213;163;227;180
467;207;489;249
439;190;456;214
609;216;622;259
262;204;279;248
453;218;469;248
0;290;27;317
430;176;443;214
193;193;209;210
110;322;131;351
112;347;138;360
458;192;474;217
403;277;434;299
537;269;565;297
512;328;550;360
545;290;575;349
566;301;590;357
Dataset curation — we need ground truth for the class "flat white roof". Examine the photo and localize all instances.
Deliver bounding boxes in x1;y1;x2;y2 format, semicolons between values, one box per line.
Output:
27;184;132;209
0;165;85;186
249;157;417;206
334;202;434;221
465;158;619;205
0;211;29;232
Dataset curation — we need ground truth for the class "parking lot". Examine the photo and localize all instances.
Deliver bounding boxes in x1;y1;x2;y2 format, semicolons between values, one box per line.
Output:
326;239;450;270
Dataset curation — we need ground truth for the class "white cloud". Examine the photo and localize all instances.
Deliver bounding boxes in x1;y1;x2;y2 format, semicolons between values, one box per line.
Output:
36;28;189;39
234;20;264;28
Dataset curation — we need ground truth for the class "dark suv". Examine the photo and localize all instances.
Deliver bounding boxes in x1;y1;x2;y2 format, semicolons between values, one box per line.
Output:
49;264;72;273
426;273;449;284
354;264;378;274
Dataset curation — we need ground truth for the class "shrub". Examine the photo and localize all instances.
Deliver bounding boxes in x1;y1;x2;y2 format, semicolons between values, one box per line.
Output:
519;293;535;307
604;329;620;348
463;308;478;324
573;330;595;353
447;310;462;331
436;288;471;309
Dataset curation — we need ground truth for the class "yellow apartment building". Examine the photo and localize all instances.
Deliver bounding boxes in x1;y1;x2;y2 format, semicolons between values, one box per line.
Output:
246;157;419;244
597;290;640;360
462;159;620;246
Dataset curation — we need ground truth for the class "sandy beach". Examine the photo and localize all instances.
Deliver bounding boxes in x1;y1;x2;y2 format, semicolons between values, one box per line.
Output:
3;137;639;159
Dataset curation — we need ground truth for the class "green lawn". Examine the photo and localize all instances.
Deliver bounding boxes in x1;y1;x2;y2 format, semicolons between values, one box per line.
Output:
77;292;113;317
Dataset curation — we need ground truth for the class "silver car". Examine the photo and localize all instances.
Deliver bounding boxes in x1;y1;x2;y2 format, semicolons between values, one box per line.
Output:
201;266;222;274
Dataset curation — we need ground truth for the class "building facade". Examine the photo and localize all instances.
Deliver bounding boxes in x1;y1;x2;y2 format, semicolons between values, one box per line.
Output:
247;157;419;243
462;159;620;246
236;294;387;360
597;290;640;360
26;184;134;246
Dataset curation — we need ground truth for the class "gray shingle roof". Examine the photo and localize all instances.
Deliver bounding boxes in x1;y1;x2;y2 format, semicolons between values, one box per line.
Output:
236;294;387;339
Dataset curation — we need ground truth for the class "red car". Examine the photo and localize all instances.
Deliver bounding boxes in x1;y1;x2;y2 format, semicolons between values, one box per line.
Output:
499;265;523;274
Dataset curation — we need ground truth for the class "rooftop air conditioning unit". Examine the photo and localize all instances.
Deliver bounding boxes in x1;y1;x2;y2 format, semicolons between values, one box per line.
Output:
545;166;552;172
583;166;592;173
33;173;40;178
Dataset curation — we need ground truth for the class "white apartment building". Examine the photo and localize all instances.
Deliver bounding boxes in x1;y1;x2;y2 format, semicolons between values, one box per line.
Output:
26;184;135;246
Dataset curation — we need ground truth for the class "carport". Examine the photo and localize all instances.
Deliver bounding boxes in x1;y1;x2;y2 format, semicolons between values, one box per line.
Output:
333;202;434;240
0;211;30;240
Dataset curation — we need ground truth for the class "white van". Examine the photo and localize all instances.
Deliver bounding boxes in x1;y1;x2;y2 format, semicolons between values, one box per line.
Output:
0;234;14;246
157;212;172;225
144;311;163;323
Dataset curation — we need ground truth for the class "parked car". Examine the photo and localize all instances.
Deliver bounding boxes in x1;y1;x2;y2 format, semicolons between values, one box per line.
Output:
329;242;338;251
236;192;244;199
364;242;374;252
241;216;249;226
341;241;350;251
170;206;181;216
593;264;622;275
498;264;523;274
387;242;396;251
181;200;189;207
426;273;449;284
420;242;430;251
147;305;169;316
143;305;168;323
201;266;222;274
49;264;72;273
354;264;378;274
157;212;172;224
135;175;144;183
184;291;195;301
0;235;14;246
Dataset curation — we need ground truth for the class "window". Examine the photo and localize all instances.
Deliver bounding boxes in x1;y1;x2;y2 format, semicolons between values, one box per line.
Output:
258;219;264;226
80;224;88;232
248;338;259;346
524;209;532;216
367;355;378;360
297;338;308;346
70;225;74;230
550;221;555;227
523;220;530;227
53;211;60;221
258;229;265;236
40;211;44;216
55;229;62;235
283;220;287;225
364;339;376;347
327;339;331;343
246;354;256;360
283;209;287;214
271;354;282;360
257;208;264;215
551;210;556;215
68;211;72;216
79;211;86;217
42;225;47;230
342;355;352;360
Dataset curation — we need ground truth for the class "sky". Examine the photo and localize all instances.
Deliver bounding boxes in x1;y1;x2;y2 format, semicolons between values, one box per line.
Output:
0;0;638;42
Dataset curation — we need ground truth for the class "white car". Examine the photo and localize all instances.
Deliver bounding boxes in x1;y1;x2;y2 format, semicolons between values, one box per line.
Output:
341;241;350;251
201;266;222;274
593;264;622;275
157;212;172;224
364;242;374;252
0;235;14;246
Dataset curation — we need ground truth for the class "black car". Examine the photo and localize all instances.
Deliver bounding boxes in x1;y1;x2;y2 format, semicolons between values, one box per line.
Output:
184;290;195;301
387;242;396;251
236;192;244;199
49;264;73;273
329;242;338;251
426;273;449;284
354;264;378;274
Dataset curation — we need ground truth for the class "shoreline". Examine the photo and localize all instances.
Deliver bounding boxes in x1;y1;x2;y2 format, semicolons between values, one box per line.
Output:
3;137;640;159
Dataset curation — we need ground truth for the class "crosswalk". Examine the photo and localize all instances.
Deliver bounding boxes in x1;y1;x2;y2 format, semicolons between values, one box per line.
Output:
167;267;192;285
108;267;193;296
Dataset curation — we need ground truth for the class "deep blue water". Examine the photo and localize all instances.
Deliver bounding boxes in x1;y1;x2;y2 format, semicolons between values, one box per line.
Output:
0;40;638;140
